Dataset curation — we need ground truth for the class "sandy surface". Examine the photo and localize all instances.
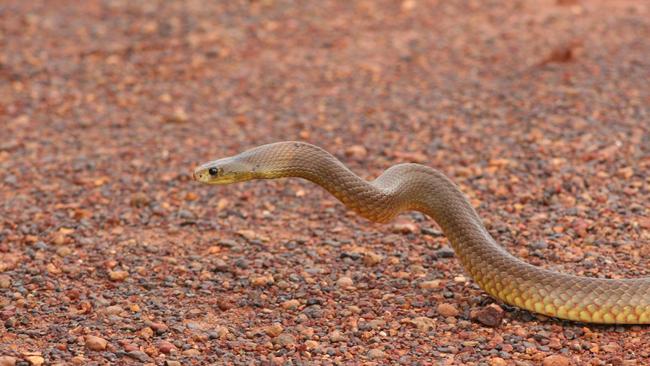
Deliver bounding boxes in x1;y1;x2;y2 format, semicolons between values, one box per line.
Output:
1;0;650;365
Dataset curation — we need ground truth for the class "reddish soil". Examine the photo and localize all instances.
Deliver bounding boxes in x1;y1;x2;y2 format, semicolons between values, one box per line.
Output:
1;0;649;365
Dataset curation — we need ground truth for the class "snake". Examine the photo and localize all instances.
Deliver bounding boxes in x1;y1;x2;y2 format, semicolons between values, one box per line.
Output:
193;141;650;324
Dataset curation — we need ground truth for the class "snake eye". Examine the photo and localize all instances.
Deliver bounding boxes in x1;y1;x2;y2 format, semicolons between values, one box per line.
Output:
208;167;219;176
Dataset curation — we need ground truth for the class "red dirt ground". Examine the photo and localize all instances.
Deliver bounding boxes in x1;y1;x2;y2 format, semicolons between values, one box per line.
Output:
1;0;649;365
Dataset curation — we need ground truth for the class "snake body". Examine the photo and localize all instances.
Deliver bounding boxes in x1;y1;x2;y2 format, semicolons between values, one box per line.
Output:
194;141;650;324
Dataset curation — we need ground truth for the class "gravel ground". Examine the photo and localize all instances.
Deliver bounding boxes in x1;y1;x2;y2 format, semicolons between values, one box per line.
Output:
1;0;650;365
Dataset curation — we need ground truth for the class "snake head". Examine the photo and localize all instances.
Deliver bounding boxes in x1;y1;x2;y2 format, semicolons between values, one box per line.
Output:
193;157;258;184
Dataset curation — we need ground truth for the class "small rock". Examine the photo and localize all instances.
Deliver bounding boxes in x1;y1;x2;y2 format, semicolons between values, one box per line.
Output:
367;349;386;360
530;241;548;250
158;341;176;354
362;251;383;266
0;356;17;366
130;193;150;207
166;107;189;123
572;219;589;238
213;326;229;338
329;330;347;342
453;275;467;283
123;343;139;352
216;299;233;311
105;305;123;315
437;303;459;317
490;357;508;366
127;350;151;362
165;361;181;366
274;333;296;347
0;275;10;289
336;276;353;288
601;343;619;353
618;166;634;179
471;304;504;327
251;274;274;287
391;221;418;234
25;356;44;366
548;337;562;350
139;327;154;339
419;280;441;289
84;335;108;351
281;299;300;310
213;259;229;272
108;270;129;282
56;247;72;257
263;323;284;337
434;247;455;258
409;316;436;332
639;217;650;229
182;349;200;356
305;340;319;350
542;354;571;366
344;145;367;159
149;322;169;334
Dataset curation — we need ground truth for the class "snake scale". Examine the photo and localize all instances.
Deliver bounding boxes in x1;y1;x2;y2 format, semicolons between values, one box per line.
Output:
194;141;650;324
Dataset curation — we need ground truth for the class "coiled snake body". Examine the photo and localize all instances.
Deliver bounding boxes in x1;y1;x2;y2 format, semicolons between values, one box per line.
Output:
194;141;650;324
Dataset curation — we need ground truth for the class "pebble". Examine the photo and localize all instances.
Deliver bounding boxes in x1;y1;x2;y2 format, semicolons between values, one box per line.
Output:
362;251;383;266
0;275;11;289
602;343;620;352
56;247;72;257
139;327;154;339
165;361;181;366
344;145;367;159
213;259;229;272
419;280;441;289
530;241;548;250
130;192;149;207
274;333;296;347
108;270;129;281
25;356;44;366
251;274;274;287
105;305;123;315
158;341;176;354
213;326;229;338
437;303;459;317
391;221;418;234
409;317;436;332
182;349;200;356
336;276;354;288
84;335;108;351
149;322;169;334
305;340;320;350
471;304;504;327
434;247;455;258
281;299;300;309
542;354;571;366
0;356;16;366
127;350;151;362
263;323;284;337
367;349;386;360
329;330;347;342
490;357;508;366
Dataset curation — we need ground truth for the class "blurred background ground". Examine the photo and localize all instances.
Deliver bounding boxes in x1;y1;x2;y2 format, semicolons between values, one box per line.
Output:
1;0;649;365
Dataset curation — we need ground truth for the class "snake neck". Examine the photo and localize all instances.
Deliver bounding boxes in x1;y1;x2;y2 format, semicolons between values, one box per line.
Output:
266;147;519;274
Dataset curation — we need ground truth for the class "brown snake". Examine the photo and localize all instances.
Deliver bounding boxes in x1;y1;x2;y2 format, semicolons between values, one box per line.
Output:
194;141;650;324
